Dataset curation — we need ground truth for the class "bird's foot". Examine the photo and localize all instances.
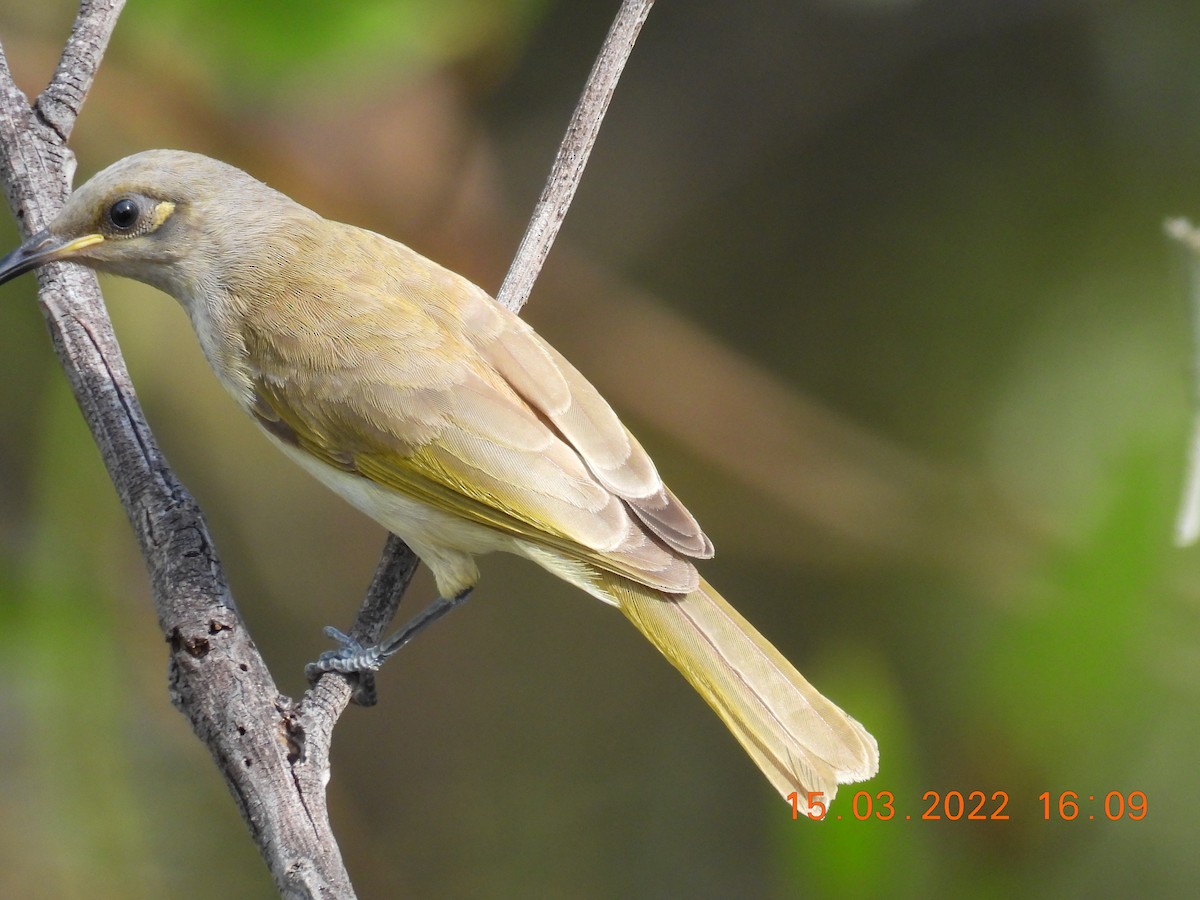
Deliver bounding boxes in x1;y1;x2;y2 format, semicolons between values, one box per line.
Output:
305;588;473;706
305;627;386;705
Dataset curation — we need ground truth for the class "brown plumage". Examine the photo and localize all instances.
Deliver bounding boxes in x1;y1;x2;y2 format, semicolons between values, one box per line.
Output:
0;150;878;806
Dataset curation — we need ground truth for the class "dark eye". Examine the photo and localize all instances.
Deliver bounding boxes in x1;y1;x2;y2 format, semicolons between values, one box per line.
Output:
107;198;140;231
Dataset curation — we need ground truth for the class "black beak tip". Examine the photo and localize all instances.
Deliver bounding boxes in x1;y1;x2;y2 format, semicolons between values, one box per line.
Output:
0;230;63;286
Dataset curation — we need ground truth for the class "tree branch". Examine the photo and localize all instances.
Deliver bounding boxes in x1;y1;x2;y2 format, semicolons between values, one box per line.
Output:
1167;217;1200;547
496;0;655;313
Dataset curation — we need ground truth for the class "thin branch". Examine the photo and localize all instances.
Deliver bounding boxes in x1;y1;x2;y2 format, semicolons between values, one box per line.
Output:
497;0;656;313
39;0;125;144
347;0;657;683
1167;217;1200;546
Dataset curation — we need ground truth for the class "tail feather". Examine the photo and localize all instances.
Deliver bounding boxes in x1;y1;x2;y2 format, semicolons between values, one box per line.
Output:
614;576;878;805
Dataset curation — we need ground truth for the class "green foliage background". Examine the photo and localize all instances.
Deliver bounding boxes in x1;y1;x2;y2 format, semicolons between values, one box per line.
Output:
1;1;1197;897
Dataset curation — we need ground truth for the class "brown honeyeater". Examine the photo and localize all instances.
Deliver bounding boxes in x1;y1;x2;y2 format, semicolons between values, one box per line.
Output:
0;150;878;806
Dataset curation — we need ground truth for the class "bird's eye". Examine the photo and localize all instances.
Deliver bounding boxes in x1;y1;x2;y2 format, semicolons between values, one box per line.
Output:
107;198;140;231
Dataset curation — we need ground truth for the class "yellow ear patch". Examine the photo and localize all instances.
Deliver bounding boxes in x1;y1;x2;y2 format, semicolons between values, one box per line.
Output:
149;201;176;231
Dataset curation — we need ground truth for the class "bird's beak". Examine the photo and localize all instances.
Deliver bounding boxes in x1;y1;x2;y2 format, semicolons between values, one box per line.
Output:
0;231;104;286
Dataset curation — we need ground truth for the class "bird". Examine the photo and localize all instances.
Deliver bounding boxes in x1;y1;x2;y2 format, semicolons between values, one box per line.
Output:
0;149;878;807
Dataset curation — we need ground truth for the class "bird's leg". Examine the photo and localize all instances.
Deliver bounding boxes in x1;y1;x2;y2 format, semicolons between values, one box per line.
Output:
306;588;473;705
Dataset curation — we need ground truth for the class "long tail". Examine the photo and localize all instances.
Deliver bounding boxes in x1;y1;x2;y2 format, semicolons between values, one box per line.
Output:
614;576;878;806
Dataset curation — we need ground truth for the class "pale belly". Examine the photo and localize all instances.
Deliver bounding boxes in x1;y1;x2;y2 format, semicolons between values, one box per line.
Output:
263;433;619;606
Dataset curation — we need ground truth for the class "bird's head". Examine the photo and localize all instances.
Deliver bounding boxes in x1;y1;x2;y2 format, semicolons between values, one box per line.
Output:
0;149;312;303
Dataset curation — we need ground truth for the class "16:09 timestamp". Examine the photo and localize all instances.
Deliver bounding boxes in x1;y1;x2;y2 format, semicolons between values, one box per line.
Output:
1039;791;1147;821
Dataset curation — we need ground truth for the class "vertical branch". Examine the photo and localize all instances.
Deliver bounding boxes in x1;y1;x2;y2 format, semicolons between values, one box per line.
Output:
1166;217;1200;546
497;0;656;314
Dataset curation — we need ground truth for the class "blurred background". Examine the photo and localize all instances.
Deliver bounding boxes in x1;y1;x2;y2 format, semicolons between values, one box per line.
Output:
0;0;1196;896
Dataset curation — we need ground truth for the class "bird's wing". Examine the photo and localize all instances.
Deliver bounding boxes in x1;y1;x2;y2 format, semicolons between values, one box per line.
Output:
460;284;712;559
243;259;707;592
